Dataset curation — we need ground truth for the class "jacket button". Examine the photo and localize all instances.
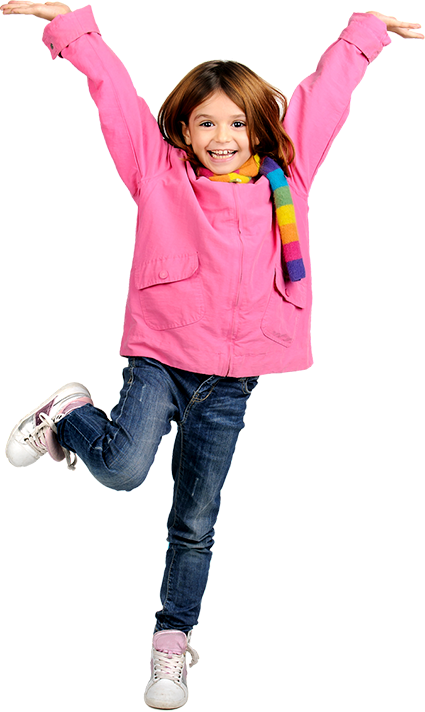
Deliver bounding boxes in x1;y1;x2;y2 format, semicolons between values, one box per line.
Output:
159;270;168;279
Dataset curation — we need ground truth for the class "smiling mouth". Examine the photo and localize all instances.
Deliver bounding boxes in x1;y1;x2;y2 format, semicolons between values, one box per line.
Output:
207;150;237;159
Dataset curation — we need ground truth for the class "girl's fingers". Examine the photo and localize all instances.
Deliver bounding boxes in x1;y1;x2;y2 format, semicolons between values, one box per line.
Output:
1;6;35;13
1;2;34;11
0;1;34;6
394;22;422;31
388;18;424;38
395;27;424;39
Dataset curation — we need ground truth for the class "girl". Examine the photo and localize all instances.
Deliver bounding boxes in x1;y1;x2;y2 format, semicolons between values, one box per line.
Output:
1;2;423;710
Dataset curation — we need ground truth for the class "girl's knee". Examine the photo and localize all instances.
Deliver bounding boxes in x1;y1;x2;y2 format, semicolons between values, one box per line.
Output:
168;522;215;551
88;457;150;492
108;474;146;492
94;471;147;492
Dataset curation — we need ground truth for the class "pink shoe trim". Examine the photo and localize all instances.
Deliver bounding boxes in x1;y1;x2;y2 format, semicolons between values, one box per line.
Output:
60;397;93;416
43;398;92;463
153;631;188;655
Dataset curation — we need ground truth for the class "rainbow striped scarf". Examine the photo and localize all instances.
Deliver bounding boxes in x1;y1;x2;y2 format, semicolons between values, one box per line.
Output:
198;154;305;282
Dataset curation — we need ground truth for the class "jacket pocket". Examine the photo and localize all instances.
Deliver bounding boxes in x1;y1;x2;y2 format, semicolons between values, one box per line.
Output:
135;253;205;330
261;267;306;346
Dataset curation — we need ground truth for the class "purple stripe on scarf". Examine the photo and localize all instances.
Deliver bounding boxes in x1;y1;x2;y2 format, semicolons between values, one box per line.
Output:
286;259;306;282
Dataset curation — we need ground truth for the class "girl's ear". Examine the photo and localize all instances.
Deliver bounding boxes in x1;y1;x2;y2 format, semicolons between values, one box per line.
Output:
181;122;191;146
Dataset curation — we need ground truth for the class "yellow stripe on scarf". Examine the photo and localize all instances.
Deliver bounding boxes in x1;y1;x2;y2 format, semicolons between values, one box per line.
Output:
276;204;296;226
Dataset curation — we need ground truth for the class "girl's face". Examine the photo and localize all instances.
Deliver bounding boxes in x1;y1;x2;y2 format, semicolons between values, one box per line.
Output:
182;91;252;174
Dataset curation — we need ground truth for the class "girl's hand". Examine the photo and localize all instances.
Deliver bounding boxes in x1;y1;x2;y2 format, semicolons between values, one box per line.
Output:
366;11;424;39
0;1;71;20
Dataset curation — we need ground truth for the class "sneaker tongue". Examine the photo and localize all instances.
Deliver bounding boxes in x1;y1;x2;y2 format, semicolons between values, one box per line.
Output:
44;427;66;462
154;631;187;655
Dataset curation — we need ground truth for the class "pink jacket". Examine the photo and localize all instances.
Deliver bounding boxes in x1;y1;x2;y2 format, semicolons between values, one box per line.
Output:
43;7;390;377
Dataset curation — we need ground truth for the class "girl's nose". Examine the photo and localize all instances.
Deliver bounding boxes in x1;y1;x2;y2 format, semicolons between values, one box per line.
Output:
215;124;231;142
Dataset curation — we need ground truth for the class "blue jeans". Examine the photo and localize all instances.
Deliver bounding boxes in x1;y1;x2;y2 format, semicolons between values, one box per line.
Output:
56;357;258;633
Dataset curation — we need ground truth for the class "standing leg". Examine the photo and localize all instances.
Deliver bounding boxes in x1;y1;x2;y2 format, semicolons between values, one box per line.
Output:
155;374;258;632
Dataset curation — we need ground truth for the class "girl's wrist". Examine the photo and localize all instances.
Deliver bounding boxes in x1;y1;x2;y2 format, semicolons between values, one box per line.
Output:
365;10;388;29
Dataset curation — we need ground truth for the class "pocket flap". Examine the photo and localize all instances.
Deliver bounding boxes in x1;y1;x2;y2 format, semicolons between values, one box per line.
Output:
135;253;199;290
274;266;307;309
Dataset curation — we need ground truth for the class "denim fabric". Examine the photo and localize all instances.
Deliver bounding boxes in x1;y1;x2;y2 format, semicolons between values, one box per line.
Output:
56;357;258;632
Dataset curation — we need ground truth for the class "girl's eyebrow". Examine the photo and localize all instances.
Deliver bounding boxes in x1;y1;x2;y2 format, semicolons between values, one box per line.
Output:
194;112;247;121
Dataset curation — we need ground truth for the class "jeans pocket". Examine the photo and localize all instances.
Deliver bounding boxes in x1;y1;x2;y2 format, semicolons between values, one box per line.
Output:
126;359;135;384
239;376;259;395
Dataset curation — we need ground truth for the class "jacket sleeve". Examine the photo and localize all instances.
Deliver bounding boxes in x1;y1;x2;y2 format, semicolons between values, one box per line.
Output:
284;13;391;196
42;5;169;200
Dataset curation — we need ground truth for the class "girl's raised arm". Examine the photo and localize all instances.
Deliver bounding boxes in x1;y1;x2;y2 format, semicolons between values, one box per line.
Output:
284;11;422;197
1;2;170;200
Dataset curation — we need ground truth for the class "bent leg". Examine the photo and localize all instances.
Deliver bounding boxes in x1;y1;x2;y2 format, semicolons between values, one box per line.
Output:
56;359;178;491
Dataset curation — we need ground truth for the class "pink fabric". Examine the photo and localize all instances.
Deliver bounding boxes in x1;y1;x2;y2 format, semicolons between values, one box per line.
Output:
60;397;93;416
44;428;65;462
44;397;92;460
43;8;390;377
153;631;187;655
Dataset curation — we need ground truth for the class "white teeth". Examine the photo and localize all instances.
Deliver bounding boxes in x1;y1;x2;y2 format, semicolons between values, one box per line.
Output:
209;150;236;157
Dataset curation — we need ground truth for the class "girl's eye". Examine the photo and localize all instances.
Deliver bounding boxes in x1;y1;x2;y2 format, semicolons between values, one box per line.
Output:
199;121;246;129
233;121;246;128
200;121;214;127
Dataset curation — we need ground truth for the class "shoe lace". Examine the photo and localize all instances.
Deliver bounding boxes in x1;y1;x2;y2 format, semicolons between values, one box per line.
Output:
153;642;199;683
23;413;77;471
186;632;199;667
153;650;185;683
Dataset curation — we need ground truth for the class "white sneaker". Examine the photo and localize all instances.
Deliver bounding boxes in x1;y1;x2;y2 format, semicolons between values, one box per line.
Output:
144;630;199;710
6;383;92;470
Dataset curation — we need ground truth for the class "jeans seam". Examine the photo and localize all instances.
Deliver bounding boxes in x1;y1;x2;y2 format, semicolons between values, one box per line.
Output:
161;545;177;613
169;425;185;533
192;384;218;403
157;389;182;621
171;424;215;531
116;365;134;423
107;363;135;459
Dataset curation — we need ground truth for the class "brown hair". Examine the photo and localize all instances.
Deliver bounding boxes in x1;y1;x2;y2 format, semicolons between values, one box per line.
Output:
158;60;295;175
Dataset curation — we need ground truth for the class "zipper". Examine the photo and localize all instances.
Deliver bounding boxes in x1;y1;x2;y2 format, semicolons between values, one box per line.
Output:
226;185;244;376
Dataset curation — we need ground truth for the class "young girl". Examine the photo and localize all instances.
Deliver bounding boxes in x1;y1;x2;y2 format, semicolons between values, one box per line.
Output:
2;2;423;709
